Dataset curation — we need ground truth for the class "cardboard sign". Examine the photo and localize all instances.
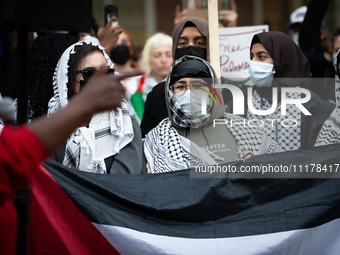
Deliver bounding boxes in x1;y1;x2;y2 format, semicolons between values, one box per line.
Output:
219;25;269;85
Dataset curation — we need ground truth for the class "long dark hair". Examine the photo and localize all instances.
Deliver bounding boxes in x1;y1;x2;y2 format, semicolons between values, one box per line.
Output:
66;43;104;98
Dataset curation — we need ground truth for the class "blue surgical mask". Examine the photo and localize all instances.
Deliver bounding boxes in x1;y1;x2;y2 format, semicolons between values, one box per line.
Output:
174;90;210;118
248;61;275;87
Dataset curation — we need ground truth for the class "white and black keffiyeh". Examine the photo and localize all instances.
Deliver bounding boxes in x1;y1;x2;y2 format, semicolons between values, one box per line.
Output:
225;113;283;157
168;88;213;129
47;41;115;113
166;56;215;129
47;41;134;173
61;105;133;173
247;89;302;151
144;118;217;173
315;75;340;146
145;116;283;174
145;56;283;174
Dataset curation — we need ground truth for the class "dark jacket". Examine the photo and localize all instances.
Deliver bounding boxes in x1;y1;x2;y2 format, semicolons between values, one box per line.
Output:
299;0;335;101
140;81;167;138
141;17;209;138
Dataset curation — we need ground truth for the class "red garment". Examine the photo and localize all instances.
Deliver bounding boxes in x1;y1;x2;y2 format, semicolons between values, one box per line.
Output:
0;125;47;255
136;74;146;93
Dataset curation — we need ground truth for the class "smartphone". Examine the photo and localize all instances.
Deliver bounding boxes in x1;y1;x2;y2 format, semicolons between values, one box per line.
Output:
104;5;119;27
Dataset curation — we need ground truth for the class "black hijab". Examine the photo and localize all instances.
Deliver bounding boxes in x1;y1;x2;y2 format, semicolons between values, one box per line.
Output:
169;58;211;86
251;31;312;103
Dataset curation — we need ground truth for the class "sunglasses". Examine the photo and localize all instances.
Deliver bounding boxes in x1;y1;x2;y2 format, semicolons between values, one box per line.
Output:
77;68;115;81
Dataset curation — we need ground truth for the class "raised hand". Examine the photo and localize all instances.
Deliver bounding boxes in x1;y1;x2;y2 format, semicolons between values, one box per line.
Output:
219;0;238;27
97;16;123;54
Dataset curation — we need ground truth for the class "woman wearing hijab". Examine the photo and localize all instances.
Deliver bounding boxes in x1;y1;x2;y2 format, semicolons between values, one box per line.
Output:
315;49;340;146
239;31;335;151
143;56;283;173
141;17;209;138
48;41;142;174
0;62;140;255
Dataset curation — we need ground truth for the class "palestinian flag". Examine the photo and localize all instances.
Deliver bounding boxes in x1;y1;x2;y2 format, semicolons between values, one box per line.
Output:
28;144;340;255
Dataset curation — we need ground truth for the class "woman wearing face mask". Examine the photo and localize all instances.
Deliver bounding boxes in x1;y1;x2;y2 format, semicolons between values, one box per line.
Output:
110;30;142;123
143;56;283;173
48;41;142;174
243;31;335;151
141;17;209;138
110;31;139;72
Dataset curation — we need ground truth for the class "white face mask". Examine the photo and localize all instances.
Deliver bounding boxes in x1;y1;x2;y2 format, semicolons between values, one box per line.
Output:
174;90;210;118
248;61;275;87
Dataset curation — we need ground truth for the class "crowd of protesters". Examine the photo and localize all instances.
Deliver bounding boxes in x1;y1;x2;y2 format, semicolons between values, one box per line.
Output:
1;0;340;253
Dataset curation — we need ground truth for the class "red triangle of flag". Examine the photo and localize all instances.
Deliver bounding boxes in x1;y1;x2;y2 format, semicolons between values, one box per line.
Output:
28;165;120;255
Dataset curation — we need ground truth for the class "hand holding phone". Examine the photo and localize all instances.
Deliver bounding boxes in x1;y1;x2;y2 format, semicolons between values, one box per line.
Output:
98;10;123;55
104;5;119;27
218;0;238;27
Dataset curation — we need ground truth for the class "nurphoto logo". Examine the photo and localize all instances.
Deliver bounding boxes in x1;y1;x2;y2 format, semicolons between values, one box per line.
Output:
198;84;312;128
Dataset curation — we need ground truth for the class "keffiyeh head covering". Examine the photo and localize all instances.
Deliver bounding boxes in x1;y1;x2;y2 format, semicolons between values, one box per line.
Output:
166;56;216;129
315;49;340;146
48;41;134;173
145;56;283;173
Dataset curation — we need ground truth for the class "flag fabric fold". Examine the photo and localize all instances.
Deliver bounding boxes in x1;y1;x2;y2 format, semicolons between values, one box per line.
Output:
29;143;340;255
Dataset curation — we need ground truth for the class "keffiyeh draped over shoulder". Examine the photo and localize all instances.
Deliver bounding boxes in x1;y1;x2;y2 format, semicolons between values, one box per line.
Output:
145;56;283;173
315;60;340;146
144;115;283;174
48;41;134;173
144;118;216;173
248;32;312;150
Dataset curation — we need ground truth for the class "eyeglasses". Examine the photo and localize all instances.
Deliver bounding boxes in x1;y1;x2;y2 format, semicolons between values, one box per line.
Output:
172;80;211;95
77;68;115;81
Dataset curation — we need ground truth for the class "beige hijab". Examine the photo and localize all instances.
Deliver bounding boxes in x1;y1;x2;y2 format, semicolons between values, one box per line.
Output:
171;17;209;61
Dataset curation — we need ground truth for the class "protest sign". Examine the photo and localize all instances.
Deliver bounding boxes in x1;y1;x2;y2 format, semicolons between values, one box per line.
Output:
219;25;269;85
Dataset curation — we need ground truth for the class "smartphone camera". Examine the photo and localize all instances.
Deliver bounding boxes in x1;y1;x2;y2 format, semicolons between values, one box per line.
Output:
105;5;119;27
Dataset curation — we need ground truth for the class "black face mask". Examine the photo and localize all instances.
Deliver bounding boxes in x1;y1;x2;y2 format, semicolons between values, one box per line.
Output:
110;44;130;65
174;46;207;60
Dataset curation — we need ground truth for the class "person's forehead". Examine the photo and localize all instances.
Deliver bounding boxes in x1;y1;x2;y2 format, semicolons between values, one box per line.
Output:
251;43;268;53
179;27;205;38
176;77;205;83
79;52;107;69
151;45;172;54
117;32;131;45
